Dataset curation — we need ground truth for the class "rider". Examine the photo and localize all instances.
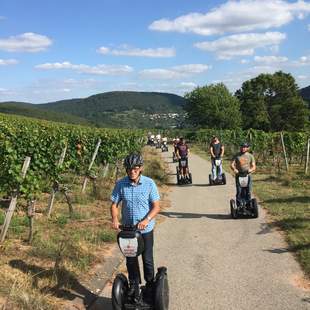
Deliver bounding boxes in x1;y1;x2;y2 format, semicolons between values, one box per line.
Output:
111;153;161;302
155;133;161;148
210;136;224;181
230;142;256;206
176;137;190;179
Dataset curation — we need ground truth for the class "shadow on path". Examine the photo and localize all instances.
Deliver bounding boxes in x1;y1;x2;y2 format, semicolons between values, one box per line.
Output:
88;296;112;310
9;259;97;308
160;211;231;220
257;223;272;235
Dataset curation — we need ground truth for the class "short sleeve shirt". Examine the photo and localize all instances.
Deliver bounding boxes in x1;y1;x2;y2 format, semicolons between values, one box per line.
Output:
111;175;160;234
232;152;255;173
177;144;189;158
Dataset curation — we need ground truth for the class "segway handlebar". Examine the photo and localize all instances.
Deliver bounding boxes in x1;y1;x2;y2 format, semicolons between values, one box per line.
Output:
237;170;250;177
119;224;139;231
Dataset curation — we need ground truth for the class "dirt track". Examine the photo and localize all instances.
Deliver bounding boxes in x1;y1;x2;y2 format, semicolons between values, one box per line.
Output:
91;151;310;310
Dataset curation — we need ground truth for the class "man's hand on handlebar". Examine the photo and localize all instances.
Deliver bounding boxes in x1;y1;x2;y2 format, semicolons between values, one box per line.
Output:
137;219;149;230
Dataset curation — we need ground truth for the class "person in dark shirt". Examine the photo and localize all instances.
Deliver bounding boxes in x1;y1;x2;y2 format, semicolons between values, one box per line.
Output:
209;136;224;181
176;137;190;179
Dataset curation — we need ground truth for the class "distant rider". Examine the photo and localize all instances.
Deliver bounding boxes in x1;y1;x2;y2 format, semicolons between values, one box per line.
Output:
176;137;190;179
230;142;256;206
110;153;161;302
210;136;224;181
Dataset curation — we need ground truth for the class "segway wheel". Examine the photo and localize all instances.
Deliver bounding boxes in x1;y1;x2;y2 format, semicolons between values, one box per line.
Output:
176;172;180;185
251;198;259;218
154;268;169;310
112;273;128;310
189;173;192;184
230;199;238;219
209;174;213;186
222;173;226;185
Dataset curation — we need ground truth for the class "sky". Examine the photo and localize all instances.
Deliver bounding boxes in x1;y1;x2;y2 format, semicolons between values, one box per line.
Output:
0;0;310;103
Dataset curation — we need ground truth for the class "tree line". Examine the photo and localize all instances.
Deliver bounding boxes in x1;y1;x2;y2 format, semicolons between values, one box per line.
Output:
184;71;309;131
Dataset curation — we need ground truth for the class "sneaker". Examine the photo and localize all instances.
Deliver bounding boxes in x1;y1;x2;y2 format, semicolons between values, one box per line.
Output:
143;281;154;304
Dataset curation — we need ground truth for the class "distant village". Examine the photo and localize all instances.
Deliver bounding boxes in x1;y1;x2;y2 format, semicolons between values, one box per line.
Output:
142;113;183;120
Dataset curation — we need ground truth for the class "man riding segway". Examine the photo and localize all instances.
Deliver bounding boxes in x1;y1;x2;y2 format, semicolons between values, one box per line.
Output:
230;142;258;218
209;136;226;185
176;137;192;184
111;153;161;306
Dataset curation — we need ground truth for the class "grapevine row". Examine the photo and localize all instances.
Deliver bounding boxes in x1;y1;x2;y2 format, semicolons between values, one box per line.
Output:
0;113;144;199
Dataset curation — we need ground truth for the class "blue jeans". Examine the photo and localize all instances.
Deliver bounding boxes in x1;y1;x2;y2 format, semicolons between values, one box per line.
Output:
211;158;223;180
126;230;154;284
235;175;252;205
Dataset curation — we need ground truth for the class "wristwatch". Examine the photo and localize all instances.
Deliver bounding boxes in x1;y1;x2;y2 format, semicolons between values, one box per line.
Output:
147;216;152;221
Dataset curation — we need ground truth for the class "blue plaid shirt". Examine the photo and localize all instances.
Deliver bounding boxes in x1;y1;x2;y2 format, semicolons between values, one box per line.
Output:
111;175;160;234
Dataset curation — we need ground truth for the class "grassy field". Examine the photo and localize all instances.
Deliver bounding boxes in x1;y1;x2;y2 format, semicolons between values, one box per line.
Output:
0;147;169;309
192;144;310;279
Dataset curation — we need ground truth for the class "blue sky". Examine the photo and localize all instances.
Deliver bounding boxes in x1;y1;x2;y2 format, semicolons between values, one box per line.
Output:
0;0;310;103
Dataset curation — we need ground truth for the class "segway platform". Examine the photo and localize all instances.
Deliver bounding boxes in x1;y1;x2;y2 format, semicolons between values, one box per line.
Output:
112;226;169;310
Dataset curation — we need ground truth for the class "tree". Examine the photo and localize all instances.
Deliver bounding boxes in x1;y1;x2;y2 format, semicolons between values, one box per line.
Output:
235;71;309;131
184;83;241;129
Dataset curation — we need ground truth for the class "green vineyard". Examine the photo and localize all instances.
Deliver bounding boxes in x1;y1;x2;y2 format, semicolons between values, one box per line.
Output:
0;113;145;199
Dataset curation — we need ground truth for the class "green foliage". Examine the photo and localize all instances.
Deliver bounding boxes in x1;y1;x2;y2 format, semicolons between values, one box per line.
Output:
0;113;144;199
236;71;309;131
184;83;241;129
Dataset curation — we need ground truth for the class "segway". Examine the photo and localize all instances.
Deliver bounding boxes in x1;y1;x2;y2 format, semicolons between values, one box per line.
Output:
112;225;169;310
161;142;168;152
209;157;226;185
176;157;192;185
156;141;161;149
230;172;258;219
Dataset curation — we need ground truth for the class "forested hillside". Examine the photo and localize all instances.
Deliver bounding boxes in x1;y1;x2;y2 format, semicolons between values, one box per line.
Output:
0;91;187;128
0;102;92;126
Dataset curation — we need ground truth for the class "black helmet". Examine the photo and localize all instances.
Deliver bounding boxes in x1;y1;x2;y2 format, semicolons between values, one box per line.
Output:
124;153;144;169
240;142;250;148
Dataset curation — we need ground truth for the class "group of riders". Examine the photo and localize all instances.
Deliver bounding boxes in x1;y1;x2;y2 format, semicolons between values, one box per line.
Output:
110;134;256;307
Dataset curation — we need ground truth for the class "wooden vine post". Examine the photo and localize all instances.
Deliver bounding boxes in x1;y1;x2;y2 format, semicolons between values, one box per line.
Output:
81;138;101;193
47;145;67;217
280;132;289;172
0;156;31;242
27;199;36;243
305;139;310;175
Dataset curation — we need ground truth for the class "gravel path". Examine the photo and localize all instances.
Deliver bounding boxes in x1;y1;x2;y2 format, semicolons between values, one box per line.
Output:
91;151;310;310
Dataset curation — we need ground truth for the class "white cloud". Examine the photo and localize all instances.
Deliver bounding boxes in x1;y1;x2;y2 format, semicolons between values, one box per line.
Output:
308;24;310;31
35;61;133;75
0;16;6;20
292;55;310;66
149;0;310;36
254;55;288;64
195;32;286;59
139;64;210;79
97;45;176;57
180;82;197;88
0;32;52;52
0;58;18;66
297;75;308;80
240;59;250;64
0;87;14;96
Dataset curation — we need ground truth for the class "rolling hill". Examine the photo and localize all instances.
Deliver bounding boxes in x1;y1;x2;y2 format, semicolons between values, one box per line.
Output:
0;101;92;126
0;91;187;128
300;85;310;104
